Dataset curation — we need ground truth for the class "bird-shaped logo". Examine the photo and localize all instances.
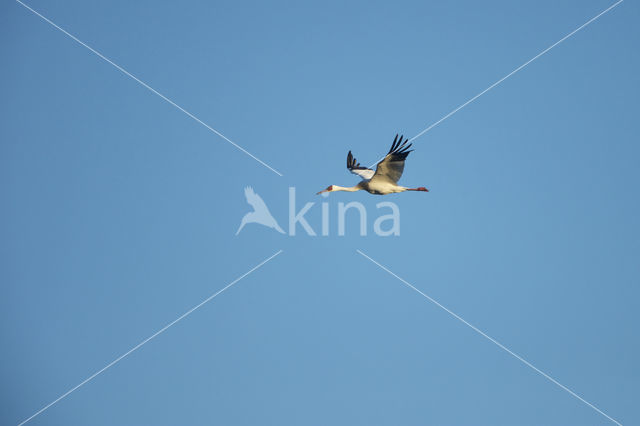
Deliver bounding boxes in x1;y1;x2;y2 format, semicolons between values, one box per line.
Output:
236;186;285;235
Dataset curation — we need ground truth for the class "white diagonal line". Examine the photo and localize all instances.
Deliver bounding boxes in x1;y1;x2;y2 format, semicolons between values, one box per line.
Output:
410;0;622;142
356;249;622;426
15;0;283;177
17;249;283;426
369;0;623;168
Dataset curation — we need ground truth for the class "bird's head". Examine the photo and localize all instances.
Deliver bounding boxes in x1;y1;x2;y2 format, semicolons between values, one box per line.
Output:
316;185;334;195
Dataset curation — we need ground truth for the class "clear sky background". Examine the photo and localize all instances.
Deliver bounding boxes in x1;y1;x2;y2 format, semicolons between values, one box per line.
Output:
1;0;638;425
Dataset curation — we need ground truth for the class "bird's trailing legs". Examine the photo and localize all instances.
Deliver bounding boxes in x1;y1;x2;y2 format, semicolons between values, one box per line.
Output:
406;187;429;192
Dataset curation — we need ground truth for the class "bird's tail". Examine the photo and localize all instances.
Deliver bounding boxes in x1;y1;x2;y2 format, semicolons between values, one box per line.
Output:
273;223;285;234
236;217;247;235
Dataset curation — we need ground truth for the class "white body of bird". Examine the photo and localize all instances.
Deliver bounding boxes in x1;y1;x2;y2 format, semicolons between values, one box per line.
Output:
317;135;428;196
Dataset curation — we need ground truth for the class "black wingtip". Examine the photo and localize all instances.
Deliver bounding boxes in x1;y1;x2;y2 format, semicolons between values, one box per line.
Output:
384;133;415;161
390;134;413;154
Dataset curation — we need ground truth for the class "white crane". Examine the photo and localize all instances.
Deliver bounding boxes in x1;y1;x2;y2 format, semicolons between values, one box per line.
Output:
317;134;429;195
236;187;285;235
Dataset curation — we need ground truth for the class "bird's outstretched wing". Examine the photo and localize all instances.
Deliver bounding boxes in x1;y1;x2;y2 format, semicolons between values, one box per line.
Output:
244;186;269;212
370;134;413;185
347;151;375;181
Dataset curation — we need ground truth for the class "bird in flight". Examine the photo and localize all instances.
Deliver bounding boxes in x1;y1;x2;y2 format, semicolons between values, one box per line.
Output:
236;187;285;235
317;134;429;195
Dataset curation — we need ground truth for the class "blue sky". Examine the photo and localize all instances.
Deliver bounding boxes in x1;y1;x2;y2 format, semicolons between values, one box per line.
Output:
2;0;639;424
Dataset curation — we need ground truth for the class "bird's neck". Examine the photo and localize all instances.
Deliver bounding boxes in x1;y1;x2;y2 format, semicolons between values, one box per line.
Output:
332;185;361;192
